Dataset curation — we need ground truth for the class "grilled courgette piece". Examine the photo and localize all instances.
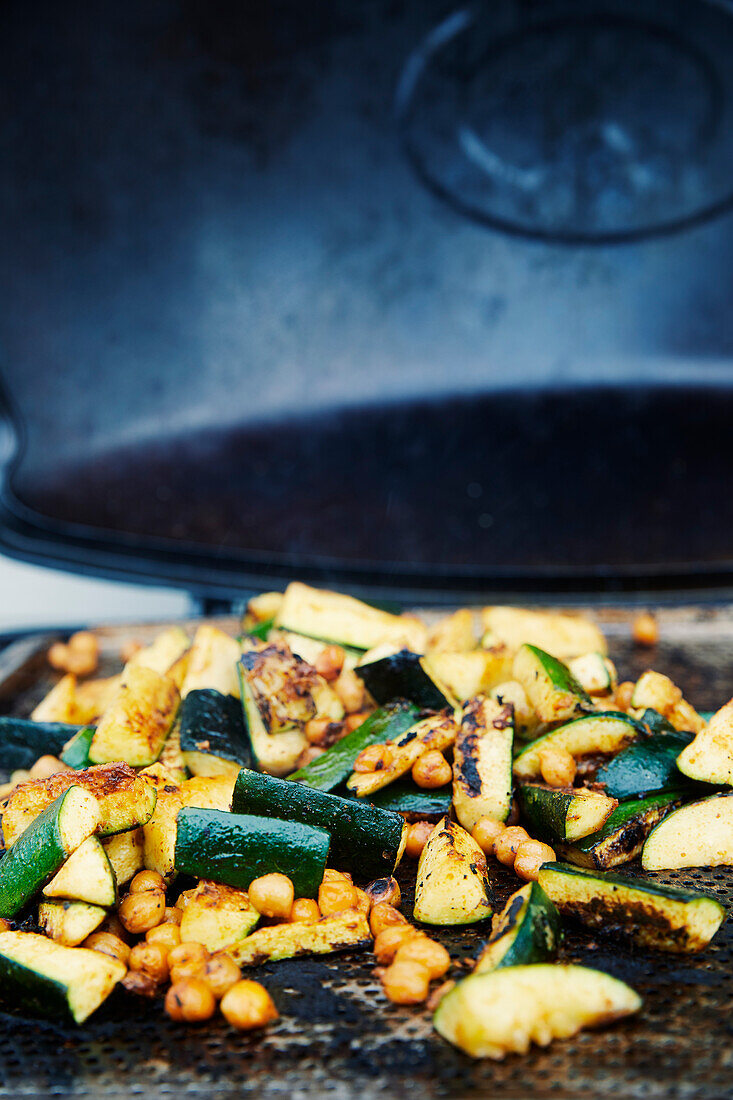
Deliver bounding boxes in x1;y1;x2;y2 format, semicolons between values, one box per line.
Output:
567;653;617;697
229;910;371;967
0;931;125;1023
232;769;405;880
489;680;540;740
642;792;733;870
89;666;179;767
433;964;640;1059
179;689;252;777
175;807;330;898
356;647;458;711
38;900;107;947
517;784;617;843
513;645;592;725
513;712;644;781
124;626;190;678
60;725;95;770
180;624;240;698
452;697;514;830
474;883;561;973
480;607;607;659
424;650;514;704
559;791;686;871
1;763;157;847
0;717;82;770
178;880;259;951
355;778;452;821
676;698;733;785
0;788;100;918
238;646;313;776
538;862;726;952
102;827;144;887
595;730;696;800
346;712;458;798
30;674;79;724
141;773;235;882
43;837;117;907
414;817;493;926
275;581;426;652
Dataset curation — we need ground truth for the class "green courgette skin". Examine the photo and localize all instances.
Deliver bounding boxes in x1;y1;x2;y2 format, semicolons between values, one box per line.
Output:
477;883;561;971
560;791;686;870
248;618;274;642
179;689;253;768
0;952;74;1020
595;731;695;800
288;702;420;791
232;770;404;880
349;778;452;820
174;807;330;898
516;785;587;843
60;727;96;770
0;791;77;917
638;709;678;736
0;718;83;771
355;651;450;710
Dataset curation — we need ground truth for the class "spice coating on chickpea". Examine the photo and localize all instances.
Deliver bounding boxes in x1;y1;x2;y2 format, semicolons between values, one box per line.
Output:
353;744;393;773
82;932;131;966
220;980;279;1030
404;821;434;859
121;971;158;998
632;612;659;648
248;873;294;920
290;897;321;924
494;826;531;867
369;902;408;937
412;750;452;789
539;747;577;788
168;942;209;984
201;954;242;999
314;645;345;682
118;889;166;935
365;876;401;909
129;942;170;984
379;959;431;1005
318;878;357;917
373;924;419;965
471;817;505;855
129;869;166;894
513;840;556;882
165;979;216;1023
615;681;635;712
393;936;451;980
333;669;365;713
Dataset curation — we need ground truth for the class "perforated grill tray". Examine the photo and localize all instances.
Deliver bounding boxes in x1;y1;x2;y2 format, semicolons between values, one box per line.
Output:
0;606;731;1099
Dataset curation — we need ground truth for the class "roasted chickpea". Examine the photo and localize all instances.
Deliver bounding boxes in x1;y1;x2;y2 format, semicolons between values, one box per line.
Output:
411;751;451;789
404;821;434;859
365;877;401;909
353;744;393;773
539;747;577;788
333;669;365;714
118;889;166;934
290;898;321;924
129;941;169;984
370;902;408;938
165;978;216;1023
201;953;242;999
632;612;658;648
353;888;372;916
318;879;357;917
99;912;130;942
121;971;158;998
247;873;294;920
29;755;67;780
146;921;182;951
394;936;450;980
220;980;279;1030
314;645;345;682
168;942;209;984
471;817;505;855
82;932;130;966
379;959;431;1005
322;868;353;884
164;906;184;926
373;924;419;965
304;718;333;746
493;826;531;867
346;710;373;732
129;869;166;894
513;839;557;882
294;746;325;770
615;681;635;712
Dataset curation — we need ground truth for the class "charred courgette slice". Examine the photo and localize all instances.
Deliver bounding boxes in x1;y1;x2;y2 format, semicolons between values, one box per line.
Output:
229;910;372;967
642;791;733;870
346;712;458;798
414;817;493;926
434;964;640;1059
238;645;314;776
38;900;107;947
512;645;592;725
452;697;514;831
517;784;617;843
480;607;607;659
89;666;179;768
538;862;726;952
676;699;733;785
356;647;458;711
558;791;686;871
513;712;644;781
567;653;617;697
102;828;144;888
425;650;514;704
179;624;240;698
179;688;252;778
474;882;561;973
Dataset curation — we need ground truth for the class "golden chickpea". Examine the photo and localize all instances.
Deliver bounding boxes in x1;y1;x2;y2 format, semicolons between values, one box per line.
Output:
318;879;357;917
121;971;158;998
129;869;166;894
168;942;209;984
493;826;531;867
248;873;294;920
346;710;373;732
129;941;169;984
412;751;451;789
394;936;451;980
69;630;98;655
373;924;419;965
47;642;71;671
165;978;216;1023
353;888;372;916
513;840;557;882
29;755;67;780
379;959;431;1005
99;913;130;942
146;922;182;951
632;612;658;648
334;669;366;714
365;877;401;909
615;681;635;712
404;821;434;860
353;744;393;773
220;980;279;1030
304;718;333;746
370;902;408;938
322;868;353;883
118;889;166;934
471;818;505;855
82;932;130;966
164;906;184;926
201;953;242;999
290;897;321;924
314;645;345;682
539;747;577;788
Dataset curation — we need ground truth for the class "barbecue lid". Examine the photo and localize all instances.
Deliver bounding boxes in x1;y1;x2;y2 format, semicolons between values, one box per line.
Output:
1;0;733;600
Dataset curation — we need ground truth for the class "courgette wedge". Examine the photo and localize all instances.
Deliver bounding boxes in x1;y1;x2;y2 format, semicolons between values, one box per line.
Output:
642;792;733;870
356;648;458;711
102;827;144;887
567;653;617;697
232;769;405;881
1;763;157;847
38;900;107;947
289;701;420;791
433;964;640;1060
414;817;493;926
474;883;561;973
595;730;696;800
538;862;726;952
89;666;180;767
43;837;117;907
274;581;426;652
424;650;513;704
229;910;372;967
452;697;514;830
517;784;617;843
512;645;592;725
676;698;733;785
179;688;252;778
179;880;259;952
0;717;82;770
60;725;95;770
141;773;235;882
174;807;330;898
0;788;100;918
238;646;312;776
0;931;125;1023
480;607;607;659
559;791;686;871
513;713;644;781
346;712;458;798
180;624;240;698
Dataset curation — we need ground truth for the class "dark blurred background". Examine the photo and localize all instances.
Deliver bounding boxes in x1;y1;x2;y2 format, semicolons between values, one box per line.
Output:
1;0;732;608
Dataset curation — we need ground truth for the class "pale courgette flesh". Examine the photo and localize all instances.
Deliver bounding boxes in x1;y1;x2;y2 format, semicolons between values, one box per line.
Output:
642;792;733;870
229;910;372;967
513;713;644;781
414;817;493;926
452;697;514;831
474;882;561;973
